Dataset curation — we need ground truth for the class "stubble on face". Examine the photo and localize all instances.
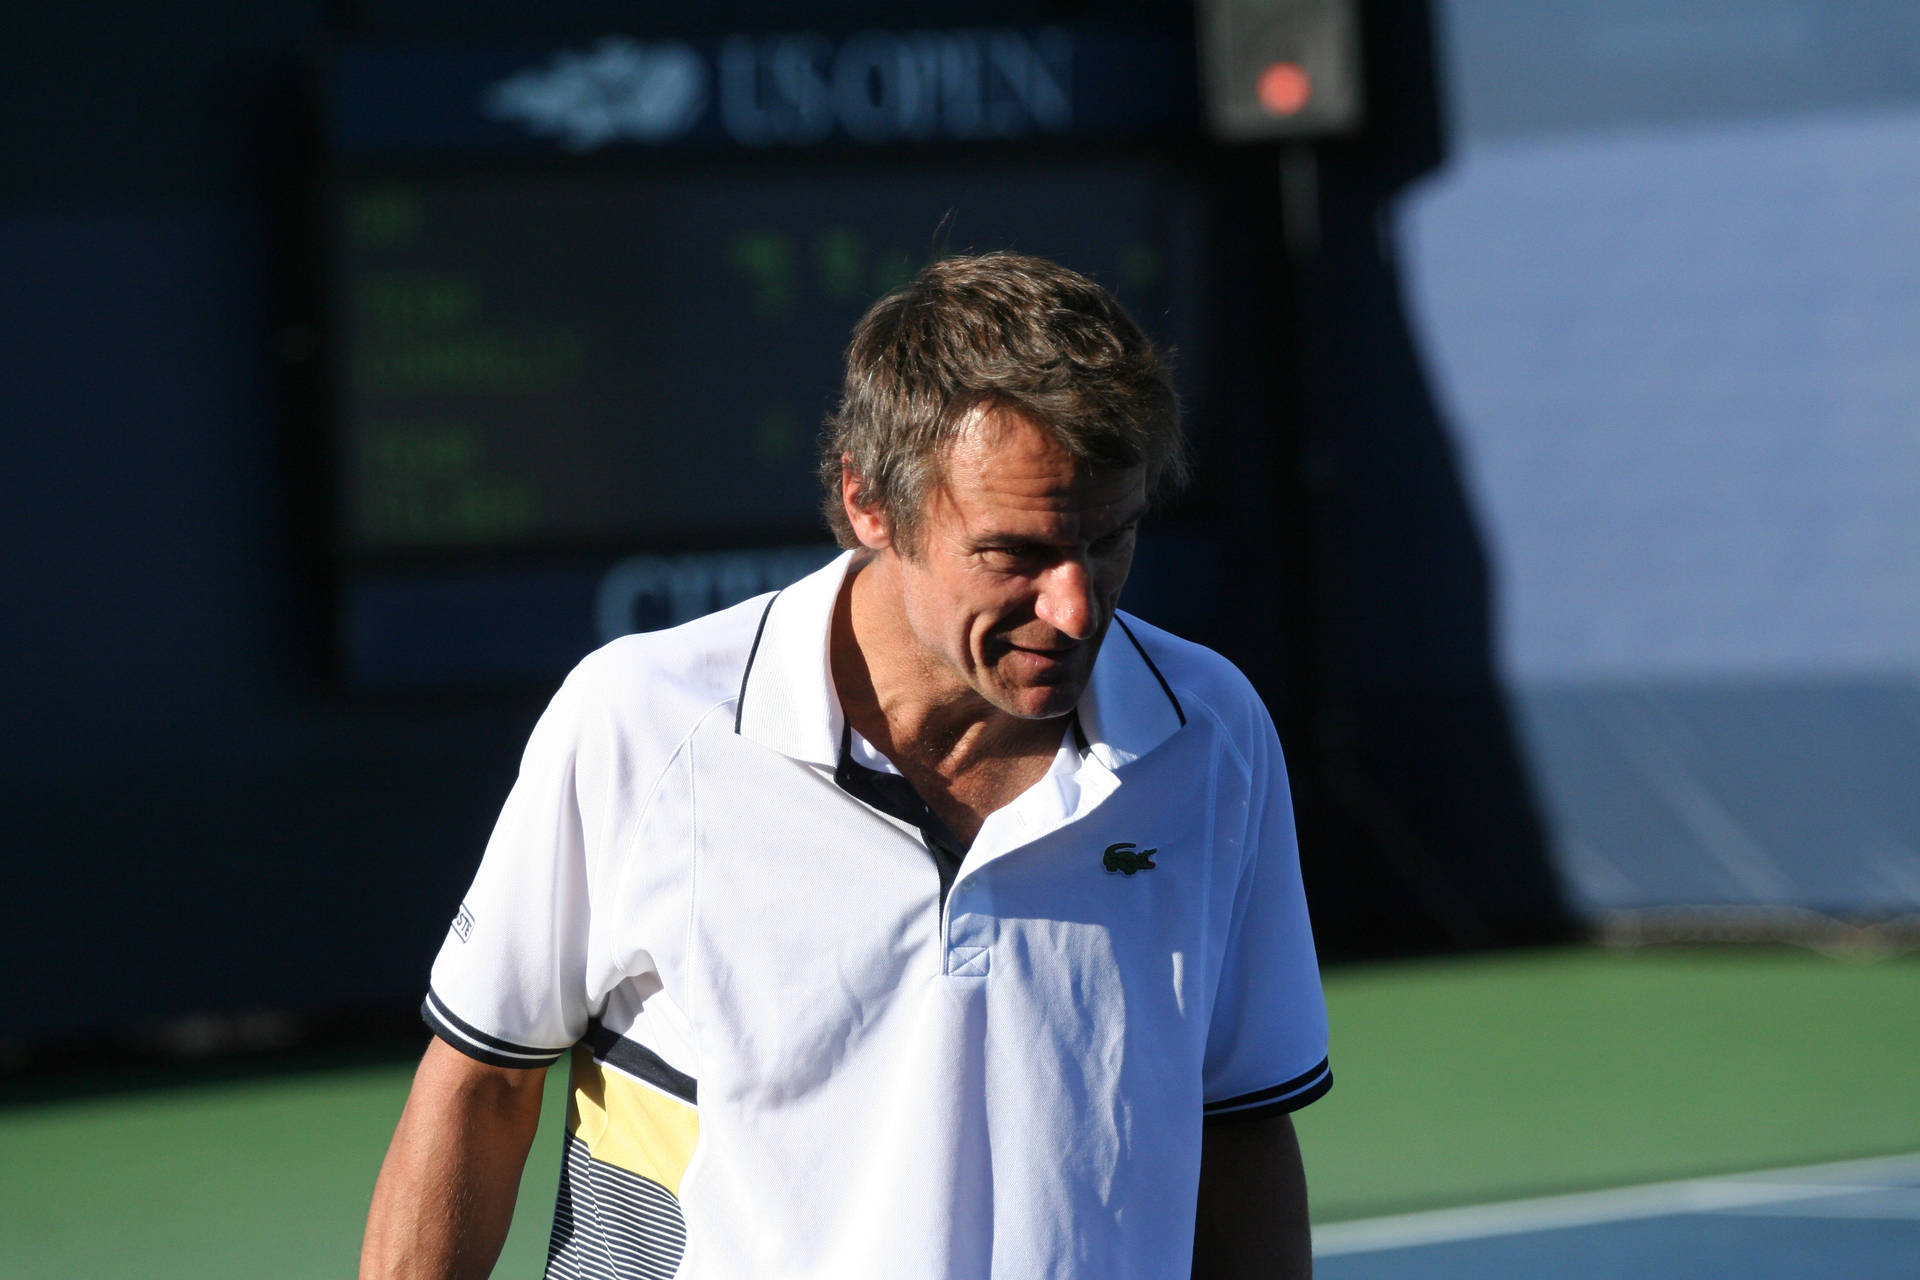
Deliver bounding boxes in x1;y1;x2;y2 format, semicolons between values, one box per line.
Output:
848;408;1148;755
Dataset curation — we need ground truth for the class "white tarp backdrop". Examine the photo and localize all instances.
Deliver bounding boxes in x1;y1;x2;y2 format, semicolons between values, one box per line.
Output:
1397;0;1920;916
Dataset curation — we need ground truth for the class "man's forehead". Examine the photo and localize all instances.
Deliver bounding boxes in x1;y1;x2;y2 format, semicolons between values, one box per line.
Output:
939;405;1144;493
932;461;1147;544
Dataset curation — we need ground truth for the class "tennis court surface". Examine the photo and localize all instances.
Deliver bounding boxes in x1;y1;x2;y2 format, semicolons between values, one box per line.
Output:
1317;1152;1920;1279
2;945;1914;1277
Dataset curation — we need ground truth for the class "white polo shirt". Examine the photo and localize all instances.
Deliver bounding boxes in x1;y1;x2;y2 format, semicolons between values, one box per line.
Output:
425;552;1330;1280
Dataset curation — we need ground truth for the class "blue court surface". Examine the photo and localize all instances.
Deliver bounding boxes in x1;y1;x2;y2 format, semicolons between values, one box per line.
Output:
1315;1153;1920;1279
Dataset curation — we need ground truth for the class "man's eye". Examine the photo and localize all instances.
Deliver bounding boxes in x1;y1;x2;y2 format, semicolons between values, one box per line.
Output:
986;546;1045;568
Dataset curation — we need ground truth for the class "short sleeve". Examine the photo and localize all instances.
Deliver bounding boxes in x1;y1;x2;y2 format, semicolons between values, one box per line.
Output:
422;669;600;1069
1200;711;1332;1119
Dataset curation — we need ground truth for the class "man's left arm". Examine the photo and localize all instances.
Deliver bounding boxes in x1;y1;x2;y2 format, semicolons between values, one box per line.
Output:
1192;1111;1311;1280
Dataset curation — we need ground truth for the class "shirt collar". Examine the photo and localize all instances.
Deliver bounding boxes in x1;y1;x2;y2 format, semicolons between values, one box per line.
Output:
734;550;1186;769
732;552;851;768
1078;613;1187;770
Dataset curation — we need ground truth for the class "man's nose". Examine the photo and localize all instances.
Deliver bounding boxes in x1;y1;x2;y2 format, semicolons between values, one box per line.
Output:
1034;559;1096;640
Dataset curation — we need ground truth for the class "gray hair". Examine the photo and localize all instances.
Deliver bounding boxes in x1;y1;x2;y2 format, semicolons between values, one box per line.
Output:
820;251;1187;553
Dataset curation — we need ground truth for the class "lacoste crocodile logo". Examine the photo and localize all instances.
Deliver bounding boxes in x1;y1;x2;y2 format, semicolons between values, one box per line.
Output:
1103;842;1158;875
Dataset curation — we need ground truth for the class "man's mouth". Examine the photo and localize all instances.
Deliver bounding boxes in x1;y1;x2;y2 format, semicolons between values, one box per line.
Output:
1003;639;1079;660
1000;640;1085;682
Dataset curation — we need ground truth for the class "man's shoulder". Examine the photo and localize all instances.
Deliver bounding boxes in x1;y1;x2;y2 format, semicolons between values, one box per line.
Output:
559;591;778;740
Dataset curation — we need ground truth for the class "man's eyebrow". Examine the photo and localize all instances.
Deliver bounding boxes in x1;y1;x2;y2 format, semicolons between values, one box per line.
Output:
969;508;1147;552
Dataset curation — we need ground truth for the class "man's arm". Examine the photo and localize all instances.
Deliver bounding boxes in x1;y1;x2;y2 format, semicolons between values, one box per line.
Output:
360;1037;550;1280
1192;1110;1312;1280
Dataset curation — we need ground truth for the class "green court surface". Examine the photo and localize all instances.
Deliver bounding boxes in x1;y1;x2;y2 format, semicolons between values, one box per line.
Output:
2;946;1914;1278
1292;946;1920;1222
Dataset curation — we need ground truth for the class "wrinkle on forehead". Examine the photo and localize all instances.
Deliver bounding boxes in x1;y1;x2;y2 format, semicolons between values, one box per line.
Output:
935;407;1146;529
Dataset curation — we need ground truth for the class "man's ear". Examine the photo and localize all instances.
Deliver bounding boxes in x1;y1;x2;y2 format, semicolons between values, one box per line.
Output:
841;457;892;551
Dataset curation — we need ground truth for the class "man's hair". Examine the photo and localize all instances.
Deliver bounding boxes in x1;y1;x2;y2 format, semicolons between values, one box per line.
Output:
820;251;1187;552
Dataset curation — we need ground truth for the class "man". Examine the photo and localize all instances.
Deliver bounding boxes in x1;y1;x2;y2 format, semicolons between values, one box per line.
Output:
362;252;1330;1280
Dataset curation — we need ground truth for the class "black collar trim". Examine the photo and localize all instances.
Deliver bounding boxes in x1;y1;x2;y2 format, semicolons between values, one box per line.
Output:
733;589;783;735
1113;616;1185;727
834;722;967;905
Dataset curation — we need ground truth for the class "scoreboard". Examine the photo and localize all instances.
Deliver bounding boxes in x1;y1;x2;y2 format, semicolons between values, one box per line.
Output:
333;160;1208;558
304;25;1257;691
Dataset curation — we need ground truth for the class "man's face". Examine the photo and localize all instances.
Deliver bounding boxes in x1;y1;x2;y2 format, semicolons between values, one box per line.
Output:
883;408;1148;722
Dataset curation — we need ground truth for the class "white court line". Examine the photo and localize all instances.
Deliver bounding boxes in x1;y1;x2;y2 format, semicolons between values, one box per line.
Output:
1313;1152;1920;1257
1720;1188;1920;1222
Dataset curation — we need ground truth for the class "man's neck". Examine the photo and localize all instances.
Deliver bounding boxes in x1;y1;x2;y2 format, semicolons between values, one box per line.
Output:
830;554;1064;784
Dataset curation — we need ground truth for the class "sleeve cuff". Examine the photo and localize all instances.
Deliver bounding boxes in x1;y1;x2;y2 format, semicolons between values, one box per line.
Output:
1203;1056;1332;1120
421;988;572;1069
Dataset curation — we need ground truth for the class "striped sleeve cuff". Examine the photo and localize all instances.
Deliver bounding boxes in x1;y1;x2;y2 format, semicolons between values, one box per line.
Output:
1203;1057;1332;1120
422;988;572;1069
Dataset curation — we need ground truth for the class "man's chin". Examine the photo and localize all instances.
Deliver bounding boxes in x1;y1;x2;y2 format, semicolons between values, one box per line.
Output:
982;644;1098;720
994;680;1087;722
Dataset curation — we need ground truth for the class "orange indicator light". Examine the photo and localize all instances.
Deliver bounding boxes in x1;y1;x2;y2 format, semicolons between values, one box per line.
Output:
1256;61;1313;116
